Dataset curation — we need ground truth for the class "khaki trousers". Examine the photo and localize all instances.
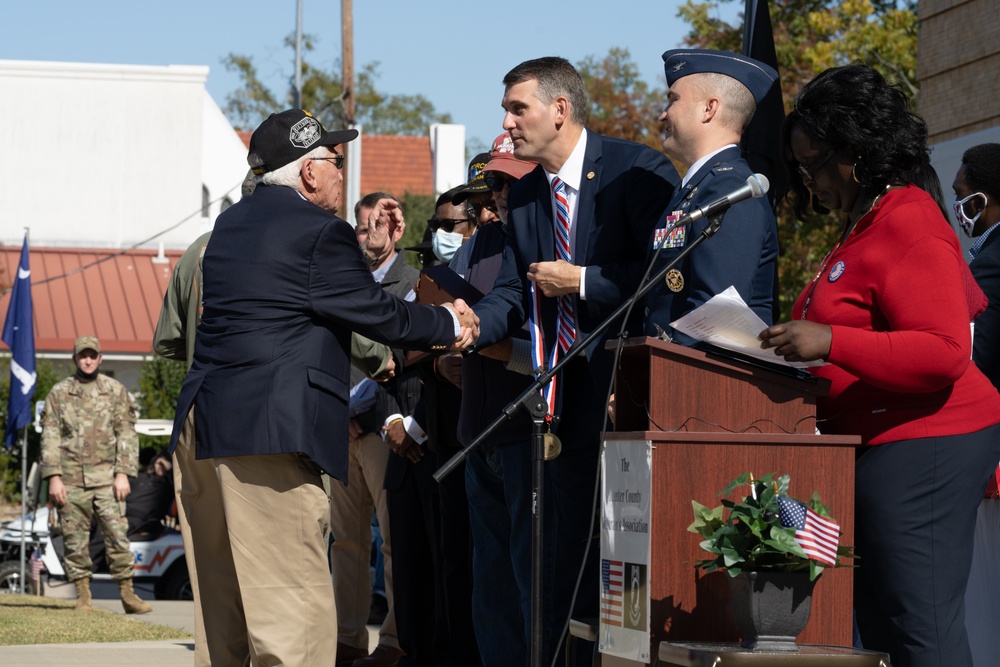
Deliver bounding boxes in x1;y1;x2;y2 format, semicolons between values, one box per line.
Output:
174;407;335;666
329;431;398;650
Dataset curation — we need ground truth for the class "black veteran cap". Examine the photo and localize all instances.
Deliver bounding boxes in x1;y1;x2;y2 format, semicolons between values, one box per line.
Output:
450;153;492;205
248;109;358;175
662;49;778;105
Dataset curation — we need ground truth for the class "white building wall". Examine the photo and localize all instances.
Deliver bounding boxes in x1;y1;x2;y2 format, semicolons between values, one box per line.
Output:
201;90;250;231
430;123;467;195
0;60;246;250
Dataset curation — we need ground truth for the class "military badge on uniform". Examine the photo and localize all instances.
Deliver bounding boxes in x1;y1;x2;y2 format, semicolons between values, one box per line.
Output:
665;269;684;292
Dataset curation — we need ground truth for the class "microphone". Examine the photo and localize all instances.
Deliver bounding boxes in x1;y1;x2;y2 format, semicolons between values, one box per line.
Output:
674;173;770;227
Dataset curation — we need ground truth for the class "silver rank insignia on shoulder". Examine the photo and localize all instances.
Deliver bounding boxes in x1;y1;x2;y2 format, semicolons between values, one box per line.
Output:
716;166;733;172
665;269;684;292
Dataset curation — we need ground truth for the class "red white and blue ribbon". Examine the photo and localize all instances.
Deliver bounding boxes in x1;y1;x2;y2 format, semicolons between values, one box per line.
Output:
529;282;560;415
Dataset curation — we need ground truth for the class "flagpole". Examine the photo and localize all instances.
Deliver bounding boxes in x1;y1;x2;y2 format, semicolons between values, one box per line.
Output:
4;226;34;595
19;426;27;594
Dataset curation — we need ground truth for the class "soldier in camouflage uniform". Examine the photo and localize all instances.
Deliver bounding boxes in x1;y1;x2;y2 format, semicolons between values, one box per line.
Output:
40;336;151;614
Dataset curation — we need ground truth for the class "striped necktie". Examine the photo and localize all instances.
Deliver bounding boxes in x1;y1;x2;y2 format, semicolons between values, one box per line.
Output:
552;177;576;352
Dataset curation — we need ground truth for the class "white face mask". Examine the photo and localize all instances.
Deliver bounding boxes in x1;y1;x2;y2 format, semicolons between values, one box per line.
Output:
953;192;988;237
431;228;464;262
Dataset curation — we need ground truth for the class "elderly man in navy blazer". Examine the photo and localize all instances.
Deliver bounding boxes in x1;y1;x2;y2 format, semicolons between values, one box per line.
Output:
644;49;780;342
168;109;477;667
470;57;679;664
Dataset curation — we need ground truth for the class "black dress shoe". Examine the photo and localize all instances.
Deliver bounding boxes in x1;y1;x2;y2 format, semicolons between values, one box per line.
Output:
367;593;388;625
337;642;369;665
353;644;404;667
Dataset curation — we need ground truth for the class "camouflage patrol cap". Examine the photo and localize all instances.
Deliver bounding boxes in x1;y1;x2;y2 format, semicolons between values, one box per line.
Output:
74;336;101;355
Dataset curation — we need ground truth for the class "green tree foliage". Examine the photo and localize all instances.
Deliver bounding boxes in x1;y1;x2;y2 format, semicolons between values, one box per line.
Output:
397;193;436;270
577;48;666;150
677;0;919;319
134;356;187;451
223;35;451;134
0;358;68;504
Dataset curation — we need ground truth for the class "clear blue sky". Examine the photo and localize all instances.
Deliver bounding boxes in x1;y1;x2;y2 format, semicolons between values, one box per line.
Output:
1;0;741;152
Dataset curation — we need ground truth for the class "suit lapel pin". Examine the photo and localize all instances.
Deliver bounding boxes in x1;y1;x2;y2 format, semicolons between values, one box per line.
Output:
587;171;595;180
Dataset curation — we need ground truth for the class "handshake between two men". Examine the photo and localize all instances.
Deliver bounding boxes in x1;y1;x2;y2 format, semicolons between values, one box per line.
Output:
441;255;580;353
361;196;480;351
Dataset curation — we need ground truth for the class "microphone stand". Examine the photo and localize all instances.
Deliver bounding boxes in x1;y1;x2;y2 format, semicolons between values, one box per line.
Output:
435;212;728;667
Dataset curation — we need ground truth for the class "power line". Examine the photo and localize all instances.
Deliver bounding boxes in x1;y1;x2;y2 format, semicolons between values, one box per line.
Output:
1;180;244;296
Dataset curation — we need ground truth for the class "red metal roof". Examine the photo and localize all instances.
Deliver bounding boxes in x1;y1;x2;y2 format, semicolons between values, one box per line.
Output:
0;246;184;356
232;129;433;198
360;135;433;197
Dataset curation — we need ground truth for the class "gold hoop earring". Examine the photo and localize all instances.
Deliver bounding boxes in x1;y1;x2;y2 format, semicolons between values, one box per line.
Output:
852;163;863;184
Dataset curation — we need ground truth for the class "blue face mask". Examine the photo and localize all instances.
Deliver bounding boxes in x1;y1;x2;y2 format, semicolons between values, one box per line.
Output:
431;229;463;262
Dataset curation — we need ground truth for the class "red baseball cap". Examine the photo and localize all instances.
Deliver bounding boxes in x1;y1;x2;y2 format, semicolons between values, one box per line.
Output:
483;132;537;180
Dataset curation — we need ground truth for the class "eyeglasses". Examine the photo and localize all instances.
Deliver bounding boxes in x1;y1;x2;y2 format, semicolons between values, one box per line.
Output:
796;149;834;182
310;154;345;169
465;199;499;218
485;174;516;192
427;217;470;233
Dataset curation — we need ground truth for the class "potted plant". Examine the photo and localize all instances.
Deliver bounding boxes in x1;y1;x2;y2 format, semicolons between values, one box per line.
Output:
688;472;855;651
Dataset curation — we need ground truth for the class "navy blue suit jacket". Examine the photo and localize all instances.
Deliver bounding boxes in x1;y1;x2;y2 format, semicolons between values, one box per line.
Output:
643;146;778;342
168;185;455;481
972;230;1000;390
473;131;678;384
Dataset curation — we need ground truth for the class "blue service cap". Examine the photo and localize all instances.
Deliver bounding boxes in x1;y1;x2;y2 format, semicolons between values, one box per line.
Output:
662;49;778;104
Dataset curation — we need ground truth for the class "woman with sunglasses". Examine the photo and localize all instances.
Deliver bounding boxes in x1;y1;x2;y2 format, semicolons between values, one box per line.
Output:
758;64;1000;667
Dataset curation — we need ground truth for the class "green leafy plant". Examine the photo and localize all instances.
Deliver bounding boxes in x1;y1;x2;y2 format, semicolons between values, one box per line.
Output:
688;472;855;582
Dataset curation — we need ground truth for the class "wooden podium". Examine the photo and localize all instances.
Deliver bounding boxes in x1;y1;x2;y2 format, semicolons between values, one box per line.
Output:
606;337;860;655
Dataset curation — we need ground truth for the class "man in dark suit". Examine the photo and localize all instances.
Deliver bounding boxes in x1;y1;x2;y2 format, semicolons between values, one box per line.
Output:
470;57;679;663
951;142;1000;667
644;49;779;343
954;143;1000;390
167;109;476;667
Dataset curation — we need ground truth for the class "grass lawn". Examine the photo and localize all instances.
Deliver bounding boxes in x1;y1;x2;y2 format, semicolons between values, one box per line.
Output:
0;595;191;646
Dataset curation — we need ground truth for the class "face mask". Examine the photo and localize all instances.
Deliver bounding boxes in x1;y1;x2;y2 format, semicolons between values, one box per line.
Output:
432;229;464;262
953;192;988;237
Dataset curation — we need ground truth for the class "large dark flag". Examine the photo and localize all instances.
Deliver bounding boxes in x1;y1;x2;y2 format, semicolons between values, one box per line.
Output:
742;0;787;208
3;234;36;449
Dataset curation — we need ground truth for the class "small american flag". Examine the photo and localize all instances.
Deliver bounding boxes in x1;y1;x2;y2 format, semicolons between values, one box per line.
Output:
29;546;44;583
776;496;840;567
600;559;623;627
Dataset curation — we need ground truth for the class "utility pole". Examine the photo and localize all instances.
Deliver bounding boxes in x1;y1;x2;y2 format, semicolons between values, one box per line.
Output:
341;0;354;126
341;0;356;213
294;0;303;108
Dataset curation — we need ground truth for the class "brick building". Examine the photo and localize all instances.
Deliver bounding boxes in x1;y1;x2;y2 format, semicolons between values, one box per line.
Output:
918;0;1000;244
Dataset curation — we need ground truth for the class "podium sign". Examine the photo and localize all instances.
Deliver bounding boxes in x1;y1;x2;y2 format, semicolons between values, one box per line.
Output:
602;338;860;662
600;439;653;662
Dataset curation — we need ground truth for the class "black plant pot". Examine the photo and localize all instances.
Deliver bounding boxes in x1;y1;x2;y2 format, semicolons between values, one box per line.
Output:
728;571;817;652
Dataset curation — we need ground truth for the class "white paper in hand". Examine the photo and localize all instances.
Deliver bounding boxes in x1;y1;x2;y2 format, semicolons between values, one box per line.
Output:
670;286;825;369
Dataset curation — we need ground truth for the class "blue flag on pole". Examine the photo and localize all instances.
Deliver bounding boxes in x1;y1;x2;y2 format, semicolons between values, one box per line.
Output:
3;234;36;449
